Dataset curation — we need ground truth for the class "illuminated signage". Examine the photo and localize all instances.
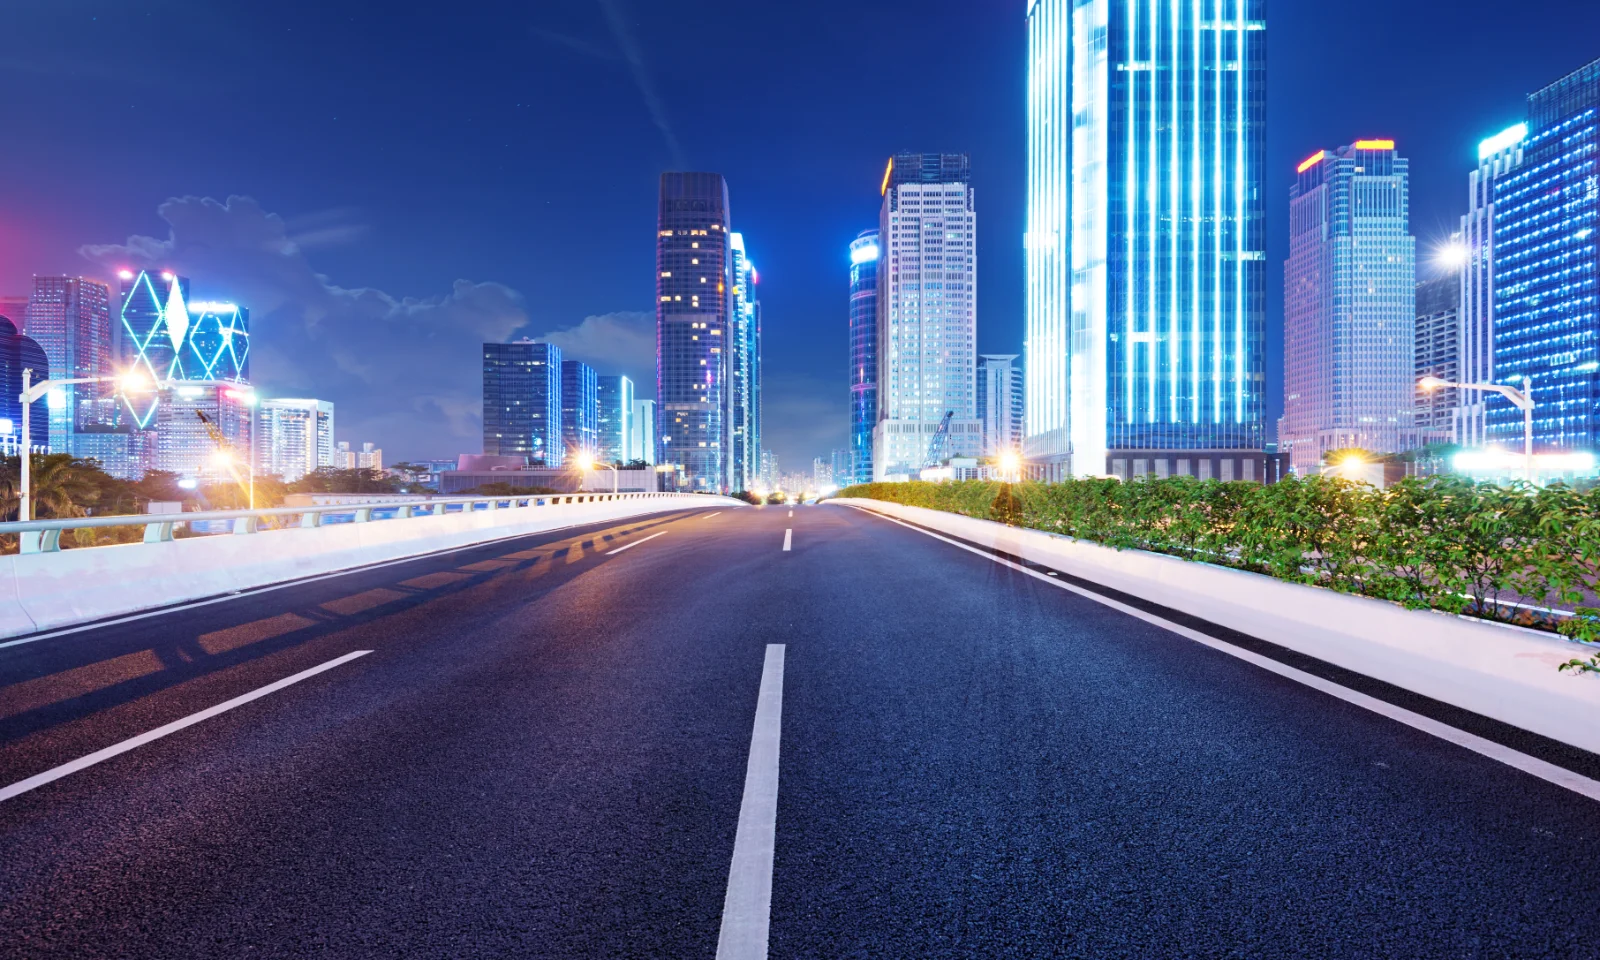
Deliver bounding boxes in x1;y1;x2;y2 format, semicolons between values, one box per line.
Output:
1478;123;1528;160
1352;139;1396;151
1296;150;1325;174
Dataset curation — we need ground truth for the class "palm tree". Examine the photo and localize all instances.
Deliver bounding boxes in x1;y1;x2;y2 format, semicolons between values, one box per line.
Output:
1;454;103;521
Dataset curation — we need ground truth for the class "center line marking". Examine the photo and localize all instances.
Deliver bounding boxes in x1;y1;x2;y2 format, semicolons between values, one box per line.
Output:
0;650;372;805
716;644;785;960
788;510;793;518
782;529;792;552
606;531;666;555
704;512;723;519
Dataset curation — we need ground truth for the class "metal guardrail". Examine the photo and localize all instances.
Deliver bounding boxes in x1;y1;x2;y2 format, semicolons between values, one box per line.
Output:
0;491;683;555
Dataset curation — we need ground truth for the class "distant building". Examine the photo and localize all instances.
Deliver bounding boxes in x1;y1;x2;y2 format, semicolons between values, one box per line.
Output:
812;457;833;491
74;426;155;480
0;314;51;452
848;229;879;486
118;270;191;429
255;398;335;482
658;172;734;491
337;441;382;471
873;153;981;478
829;448;851;488
1492;58;1600;455
1459;124;1526;448
24;275;114;452
482;339;562;465
632;398;657;465
1415;266;1462;446
597;374;634;463
977;354;1023;458
729;232;762;491
1283;140;1416;475
154;381;254;481
561;359;598;460
759;449;777;491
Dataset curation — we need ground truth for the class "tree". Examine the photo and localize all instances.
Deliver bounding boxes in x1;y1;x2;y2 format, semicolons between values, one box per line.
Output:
0;454;103;521
290;467;399;495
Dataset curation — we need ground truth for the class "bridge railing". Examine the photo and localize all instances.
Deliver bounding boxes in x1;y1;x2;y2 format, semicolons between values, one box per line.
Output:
0;491;683;555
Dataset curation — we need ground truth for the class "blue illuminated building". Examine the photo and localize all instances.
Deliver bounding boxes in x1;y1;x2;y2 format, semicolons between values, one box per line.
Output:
561;359;598;459
115;269;248;429
848;229;879;486
1025;0;1268;481
1491;58;1600;454
483;339;562;465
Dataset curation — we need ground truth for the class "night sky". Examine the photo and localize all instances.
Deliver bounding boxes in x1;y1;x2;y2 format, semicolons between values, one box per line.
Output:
2;0;1597;468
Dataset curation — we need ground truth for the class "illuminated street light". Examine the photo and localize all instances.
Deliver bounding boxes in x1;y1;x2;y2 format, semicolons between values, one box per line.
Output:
575;451;617;494
997;450;1022;483
16;368;159;521
1421;375;1535;482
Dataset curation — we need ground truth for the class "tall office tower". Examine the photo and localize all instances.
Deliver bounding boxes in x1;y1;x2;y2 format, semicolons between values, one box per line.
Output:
1459;124;1526;448
482;339;562;464
597;374;634;462
184;300;250;383
657;172;733;491
729;232;762;490
0;315;50;450
848;230;880;485
118;269;192;427
255;398;335;482
154;382;254;481
873;153;980;479
1492;58;1600;454
977;354;1024;457
1026;0;1268;482
24;275;114;452
1283;140;1417;475
561;359;598;460
632;398;657;465
1415;265;1462;445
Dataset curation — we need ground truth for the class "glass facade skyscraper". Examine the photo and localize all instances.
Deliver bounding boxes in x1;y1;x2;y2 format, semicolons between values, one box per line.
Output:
729;232;761;491
1284;141;1416;475
24;275;114;452
255;398;335;482
1491;58;1600;454
848;230;879;486
597;374;634;463
977;354;1024;457
657;173;733;491
1459;125;1526;448
561;359;598;460
1026;0;1267;481
482;340;562;465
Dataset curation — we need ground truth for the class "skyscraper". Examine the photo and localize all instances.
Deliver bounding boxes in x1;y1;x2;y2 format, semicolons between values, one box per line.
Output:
848;229;880;485
1025;0;1268;481
23;275;113;452
0;314;50;450
117;270;192;427
1459;124;1526;448
1492;58;1600;455
873;153;980;479
657;173;733;491
561;359;598;460
255;398;335;482
1283;140;1416;475
729;232;761;490
154;382;255;481
597;374;634;463
631;398;657;466
1415;266;1462;445
977;354;1024;458
482;340;562;465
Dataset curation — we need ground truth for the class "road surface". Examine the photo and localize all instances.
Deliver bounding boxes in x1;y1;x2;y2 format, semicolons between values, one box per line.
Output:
1;503;1597;958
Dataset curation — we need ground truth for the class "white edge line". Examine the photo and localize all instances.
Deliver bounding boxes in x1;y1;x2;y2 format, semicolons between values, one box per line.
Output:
782;529;792;552
715;643;785;960
704;512;723;519
0;512;695;651
0;650;373;804
606;531;667;555
850;506;1600;804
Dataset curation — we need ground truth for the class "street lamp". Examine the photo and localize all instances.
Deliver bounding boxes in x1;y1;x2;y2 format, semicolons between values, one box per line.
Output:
211;448;255;510
1420;375;1535;481
997;450;1022;483
16;368;153;521
574;452;617;494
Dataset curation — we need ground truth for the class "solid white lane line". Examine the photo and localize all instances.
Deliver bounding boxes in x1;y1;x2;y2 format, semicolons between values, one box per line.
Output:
855;507;1600;805
716;643;786;960
782;529;792;552
0;650;372;805
705;512;723;520
605;531;667;556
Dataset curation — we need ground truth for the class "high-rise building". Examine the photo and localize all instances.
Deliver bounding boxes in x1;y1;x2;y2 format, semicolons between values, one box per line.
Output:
185;300;250;383
1492;59;1600;455
482;340;562;465
73;426;154;480
1415;266;1462;445
255;398;335;482
155;382;255;481
812;456;833;491
23;276;113;451
729;233;762;491
977;354;1024;458
561;359;598;460
117;270;191;428
848;230;880;485
873;153;981;479
1025;0;1268;482
337;441;383;471
632;398;657;466
1283;140;1417;475
0;314;51;452
657;173;734;491
597;374;634;463
1459;124;1526;448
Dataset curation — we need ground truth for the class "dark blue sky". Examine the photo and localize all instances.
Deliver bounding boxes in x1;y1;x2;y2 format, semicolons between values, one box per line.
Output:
1;0;1597;467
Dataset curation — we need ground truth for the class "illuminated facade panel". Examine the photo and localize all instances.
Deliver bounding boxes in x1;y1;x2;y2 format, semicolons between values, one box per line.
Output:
1459;126;1525;447
185;301;250;384
848;229;879;485
0;315;50;449
560;359;598;460
1027;0;1267;480
597;374;634;463
1491;58;1600;453
1415;267;1461;444
631;398;657;466
482;340;562;465
729;232;761;491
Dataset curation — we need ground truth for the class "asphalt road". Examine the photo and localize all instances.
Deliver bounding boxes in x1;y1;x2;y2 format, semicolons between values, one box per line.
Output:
1;502;1598;958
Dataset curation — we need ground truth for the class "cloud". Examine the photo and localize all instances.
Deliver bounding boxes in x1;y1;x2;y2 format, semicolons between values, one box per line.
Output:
596;0;687;168
80;196;528;460
533;311;655;387
530;26;620;62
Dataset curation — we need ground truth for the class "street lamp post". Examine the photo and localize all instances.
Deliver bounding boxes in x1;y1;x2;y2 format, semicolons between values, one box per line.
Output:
575;453;618;494
1420;375;1535;482
17;369;149;521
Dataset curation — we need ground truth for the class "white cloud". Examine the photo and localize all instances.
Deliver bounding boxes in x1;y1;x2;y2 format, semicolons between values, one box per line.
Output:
533;310;655;387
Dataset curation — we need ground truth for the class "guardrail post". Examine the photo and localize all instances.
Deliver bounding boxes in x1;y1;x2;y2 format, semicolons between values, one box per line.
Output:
300;512;322;529
232;516;258;535
354;507;372;523
19;530;61;554
143;521;175;543
396;505;413;519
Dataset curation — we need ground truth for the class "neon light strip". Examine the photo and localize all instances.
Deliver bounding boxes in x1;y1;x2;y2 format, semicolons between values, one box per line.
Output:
1297;150;1326;174
1234;0;1246;423
1146;0;1156;424
1126;0;1137;424
1190;0;1200;427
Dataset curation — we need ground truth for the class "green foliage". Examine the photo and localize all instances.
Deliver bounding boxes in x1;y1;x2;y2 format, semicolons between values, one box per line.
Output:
290;467;398;495
837;476;1600;658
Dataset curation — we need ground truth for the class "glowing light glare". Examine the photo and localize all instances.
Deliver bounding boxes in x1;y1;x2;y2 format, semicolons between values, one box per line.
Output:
46;388;67;411
0;418;12;436
1418;376;1450;392
1296;150;1325;174
1454;450;1597;473
1436;241;1471;271
160;271;175;281
1478;123;1528;160
575;452;595;471
117;269;134;281
850;243;880;265
118;370;153;393
880;157;894;196
211;450;234;468
1352;139;1396;151
998;451;1021;474
177;478;198;490
188;301;239;314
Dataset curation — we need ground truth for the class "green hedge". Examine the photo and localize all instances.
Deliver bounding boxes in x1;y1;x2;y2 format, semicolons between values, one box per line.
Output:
836;477;1600;644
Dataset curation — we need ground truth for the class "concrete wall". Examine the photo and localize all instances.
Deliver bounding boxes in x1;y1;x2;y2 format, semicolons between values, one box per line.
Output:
834;498;1600;756
0;494;738;640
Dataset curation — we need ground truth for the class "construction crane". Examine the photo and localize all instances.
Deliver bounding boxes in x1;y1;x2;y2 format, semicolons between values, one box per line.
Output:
196;410;254;508
921;410;955;470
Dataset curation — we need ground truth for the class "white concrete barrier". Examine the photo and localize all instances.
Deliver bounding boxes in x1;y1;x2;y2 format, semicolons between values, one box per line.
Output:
835;498;1600;755
0;495;740;640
